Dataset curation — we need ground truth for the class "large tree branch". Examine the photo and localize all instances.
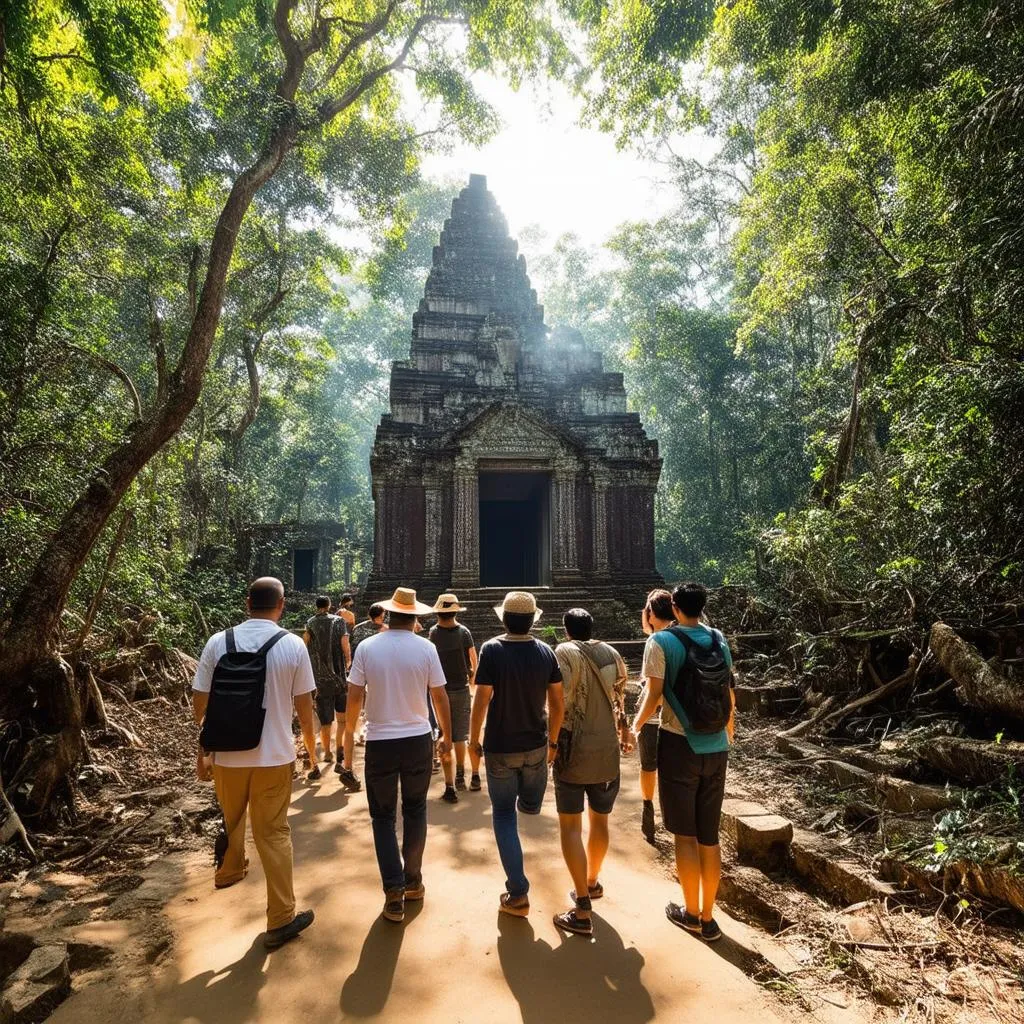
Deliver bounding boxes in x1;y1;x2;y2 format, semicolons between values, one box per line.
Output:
317;14;456;123
313;0;400;92
64;343;142;421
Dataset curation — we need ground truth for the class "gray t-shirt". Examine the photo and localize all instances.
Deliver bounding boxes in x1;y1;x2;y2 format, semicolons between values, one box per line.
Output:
428;622;475;692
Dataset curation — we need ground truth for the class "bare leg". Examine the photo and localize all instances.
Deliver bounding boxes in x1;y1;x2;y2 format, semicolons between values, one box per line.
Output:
319;725;332;759
698;843;722;921
557;812;590;919
640;769;657;801
586;808;610;888
674;835;701;917
468;741;481;777
441;744;455;786
454;741;467;777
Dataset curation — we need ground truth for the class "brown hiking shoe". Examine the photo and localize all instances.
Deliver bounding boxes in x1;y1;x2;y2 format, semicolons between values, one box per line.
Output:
499;892;530;917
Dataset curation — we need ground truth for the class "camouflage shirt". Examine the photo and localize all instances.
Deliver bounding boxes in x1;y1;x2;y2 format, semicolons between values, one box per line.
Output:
305;612;347;685
349;619;382;653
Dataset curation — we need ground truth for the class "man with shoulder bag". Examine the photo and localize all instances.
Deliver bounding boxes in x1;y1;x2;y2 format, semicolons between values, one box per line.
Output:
192;577;318;950
551;608;629;936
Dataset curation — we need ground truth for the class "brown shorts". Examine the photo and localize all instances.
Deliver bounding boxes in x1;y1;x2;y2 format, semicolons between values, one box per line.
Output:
656;728;728;845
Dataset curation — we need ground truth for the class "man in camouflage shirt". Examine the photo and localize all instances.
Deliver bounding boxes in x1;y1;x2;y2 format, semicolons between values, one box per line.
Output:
303;596;359;789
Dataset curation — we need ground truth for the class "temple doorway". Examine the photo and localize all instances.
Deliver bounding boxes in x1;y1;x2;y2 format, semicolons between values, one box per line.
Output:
293;549;317;592
478;471;551;587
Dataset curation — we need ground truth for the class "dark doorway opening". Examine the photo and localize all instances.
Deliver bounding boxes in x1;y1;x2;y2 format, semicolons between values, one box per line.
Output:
293;549;317;591
479;472;550;587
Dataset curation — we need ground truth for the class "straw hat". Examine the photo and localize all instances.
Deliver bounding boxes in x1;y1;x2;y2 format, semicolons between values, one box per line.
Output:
432;593;466;613
493;591;543;624
379;587;434;616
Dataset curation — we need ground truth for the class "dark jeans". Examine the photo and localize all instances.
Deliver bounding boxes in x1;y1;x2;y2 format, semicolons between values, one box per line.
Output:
484;746;548;899
364;732;433;892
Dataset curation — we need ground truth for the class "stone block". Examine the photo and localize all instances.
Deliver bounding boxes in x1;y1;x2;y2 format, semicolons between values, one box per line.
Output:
0;944;70;1024
819;759;873;788
775;735;824;761
735;814;794;868
789;829;897;906
873;776;960;814
720;797;773;842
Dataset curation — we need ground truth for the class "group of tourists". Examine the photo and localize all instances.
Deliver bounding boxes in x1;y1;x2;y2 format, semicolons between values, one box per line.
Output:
191;576;736;951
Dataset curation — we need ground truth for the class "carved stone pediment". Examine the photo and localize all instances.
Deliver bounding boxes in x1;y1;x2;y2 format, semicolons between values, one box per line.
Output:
449;403;582;464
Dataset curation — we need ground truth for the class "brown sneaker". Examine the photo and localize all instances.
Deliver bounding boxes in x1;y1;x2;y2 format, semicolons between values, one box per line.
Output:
499;892;530;917
404;882;425;901
383;889;405;923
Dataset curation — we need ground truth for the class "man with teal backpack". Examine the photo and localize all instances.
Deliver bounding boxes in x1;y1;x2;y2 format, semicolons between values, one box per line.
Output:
632;581;735;943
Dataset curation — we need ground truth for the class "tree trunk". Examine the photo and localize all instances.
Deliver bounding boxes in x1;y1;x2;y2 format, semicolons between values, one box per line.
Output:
0;132;293;701
916;735;1024;787
929;622;1024;724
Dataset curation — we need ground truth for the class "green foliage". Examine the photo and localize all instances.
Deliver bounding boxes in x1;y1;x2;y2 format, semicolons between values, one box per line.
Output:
567;1;1024;615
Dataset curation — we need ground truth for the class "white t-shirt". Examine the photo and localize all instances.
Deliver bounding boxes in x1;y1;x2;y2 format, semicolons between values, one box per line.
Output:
192;618;316;767
348;629;446;741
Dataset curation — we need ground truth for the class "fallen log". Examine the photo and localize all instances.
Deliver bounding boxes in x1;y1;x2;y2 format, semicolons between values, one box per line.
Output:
776;694;839;738
929;622;1024;724
916;735;1024;787
820;656;918;733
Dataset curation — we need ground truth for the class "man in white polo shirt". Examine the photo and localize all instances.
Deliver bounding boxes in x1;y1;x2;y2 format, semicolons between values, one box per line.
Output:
192;577;318;950
342;587;452;923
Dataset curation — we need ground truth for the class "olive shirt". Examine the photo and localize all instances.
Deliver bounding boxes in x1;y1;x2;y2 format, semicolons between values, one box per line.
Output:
641;624;733;755
554;640;627;785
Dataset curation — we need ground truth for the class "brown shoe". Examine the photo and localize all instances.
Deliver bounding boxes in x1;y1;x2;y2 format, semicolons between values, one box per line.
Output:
383;889;405;923
404;882;425;901
499;892;530;917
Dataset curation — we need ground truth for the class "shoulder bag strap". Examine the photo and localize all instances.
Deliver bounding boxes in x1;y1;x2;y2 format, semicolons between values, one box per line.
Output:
572;641;618;714
256;629;289;656
225;627;236;654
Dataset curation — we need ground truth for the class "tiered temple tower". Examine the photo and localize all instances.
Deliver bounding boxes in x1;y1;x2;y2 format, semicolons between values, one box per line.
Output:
366;175;661;632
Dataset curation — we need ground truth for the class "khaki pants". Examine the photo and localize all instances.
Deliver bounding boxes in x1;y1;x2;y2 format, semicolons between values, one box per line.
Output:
213;762;296;929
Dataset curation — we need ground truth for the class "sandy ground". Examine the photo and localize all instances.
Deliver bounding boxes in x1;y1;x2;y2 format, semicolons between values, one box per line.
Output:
50;749;811;1024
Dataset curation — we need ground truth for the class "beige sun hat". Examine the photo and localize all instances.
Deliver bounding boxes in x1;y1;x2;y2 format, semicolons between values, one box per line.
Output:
379;586;434;616
432;593;467;613
493;590;543;624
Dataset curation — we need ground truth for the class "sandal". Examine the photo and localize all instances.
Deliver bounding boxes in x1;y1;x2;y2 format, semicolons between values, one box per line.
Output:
499;892;530;917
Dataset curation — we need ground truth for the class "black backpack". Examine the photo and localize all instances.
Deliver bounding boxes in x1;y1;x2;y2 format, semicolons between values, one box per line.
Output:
666;626;732;734
199;627;288;752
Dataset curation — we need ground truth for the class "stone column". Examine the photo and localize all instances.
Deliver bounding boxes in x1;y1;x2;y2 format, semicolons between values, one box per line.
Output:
424;477;441;576
591;472;610;579
450;459;479;589
552;460;581;584
371;481;384;572
343;553;354;585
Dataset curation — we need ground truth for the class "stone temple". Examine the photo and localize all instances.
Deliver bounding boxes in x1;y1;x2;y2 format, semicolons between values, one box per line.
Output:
365;175;662;635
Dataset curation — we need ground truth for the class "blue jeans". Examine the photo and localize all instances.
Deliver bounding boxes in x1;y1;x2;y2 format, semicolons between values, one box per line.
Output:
484;746;548;898
364;733;433;892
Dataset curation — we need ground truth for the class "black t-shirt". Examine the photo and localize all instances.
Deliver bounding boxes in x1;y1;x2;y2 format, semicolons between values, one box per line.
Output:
477;636;562;754
428;623;475;692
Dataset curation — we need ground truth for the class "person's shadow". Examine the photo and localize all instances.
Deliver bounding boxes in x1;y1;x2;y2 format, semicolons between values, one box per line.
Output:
160;935;269;1023
496;914;655;1024
339;902;423;1018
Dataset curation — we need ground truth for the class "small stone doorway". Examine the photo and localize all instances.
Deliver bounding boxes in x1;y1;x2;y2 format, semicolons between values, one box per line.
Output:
293;549;317;592
478;471;550;587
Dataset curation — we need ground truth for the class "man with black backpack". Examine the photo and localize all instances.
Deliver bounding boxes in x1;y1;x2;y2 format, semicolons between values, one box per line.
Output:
192;577;318;950
632;581;735;943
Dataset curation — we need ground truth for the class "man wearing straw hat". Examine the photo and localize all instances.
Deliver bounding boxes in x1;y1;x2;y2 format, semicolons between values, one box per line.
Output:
469;591;564;917
428;593;479;802
342;587;452;923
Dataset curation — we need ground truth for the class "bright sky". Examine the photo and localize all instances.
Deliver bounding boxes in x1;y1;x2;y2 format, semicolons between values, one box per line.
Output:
420;76;677;249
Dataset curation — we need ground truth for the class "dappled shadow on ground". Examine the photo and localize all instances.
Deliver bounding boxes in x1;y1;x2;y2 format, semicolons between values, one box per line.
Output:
496;913;656;1024
339;901;423;1018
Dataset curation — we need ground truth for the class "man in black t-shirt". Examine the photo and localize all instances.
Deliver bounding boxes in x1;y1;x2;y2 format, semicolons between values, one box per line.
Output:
469;591;564;918
428;594;479;802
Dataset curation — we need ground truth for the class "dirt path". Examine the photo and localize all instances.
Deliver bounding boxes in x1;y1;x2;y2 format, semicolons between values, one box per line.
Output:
49;751;842;1024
